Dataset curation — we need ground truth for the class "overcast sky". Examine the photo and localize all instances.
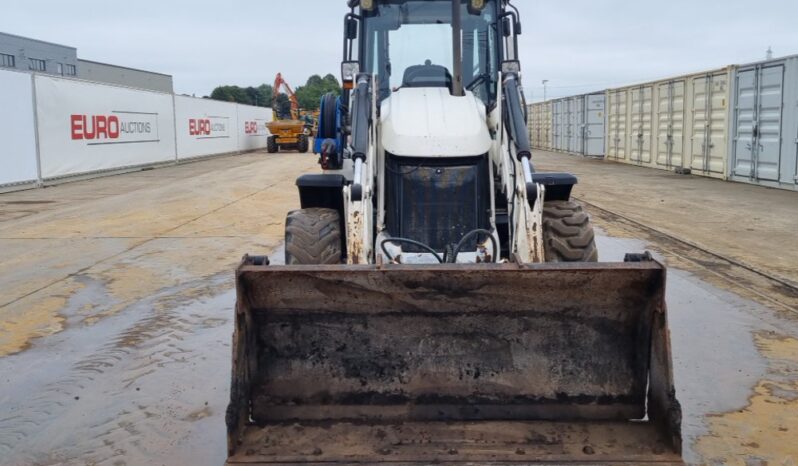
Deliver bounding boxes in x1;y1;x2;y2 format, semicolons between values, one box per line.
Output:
2;0;796;101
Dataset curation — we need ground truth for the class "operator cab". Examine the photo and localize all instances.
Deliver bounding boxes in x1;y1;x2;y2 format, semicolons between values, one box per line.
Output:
359;0;500;105
338;0;511;262
302;0;539;264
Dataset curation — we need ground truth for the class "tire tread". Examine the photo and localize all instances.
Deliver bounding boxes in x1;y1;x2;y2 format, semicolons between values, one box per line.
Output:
543;200;598;262
285;208;342;265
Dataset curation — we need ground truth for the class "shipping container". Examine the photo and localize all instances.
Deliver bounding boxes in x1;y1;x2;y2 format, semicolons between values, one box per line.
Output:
541;101;553;150
584;93;606;157
730;55;798;191
655;78;687;170
606;68;734;179
607;88;628;161
527;102;552;150
547;93;605;157
566;96;582;153
629;85;654;165
687;68;733;179
527;103;539;147
552;99;565;152
606;84;655;167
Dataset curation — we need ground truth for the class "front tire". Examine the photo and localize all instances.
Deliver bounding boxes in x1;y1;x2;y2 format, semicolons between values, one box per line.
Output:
266;136;278;153
285;208;342;265
543;200;598;262
297;134;309;153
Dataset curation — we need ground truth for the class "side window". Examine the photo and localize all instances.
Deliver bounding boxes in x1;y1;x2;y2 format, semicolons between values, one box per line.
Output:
0;53;15;68
28;58;46;72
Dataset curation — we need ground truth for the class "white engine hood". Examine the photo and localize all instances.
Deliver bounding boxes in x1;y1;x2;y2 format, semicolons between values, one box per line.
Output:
380;88;492;157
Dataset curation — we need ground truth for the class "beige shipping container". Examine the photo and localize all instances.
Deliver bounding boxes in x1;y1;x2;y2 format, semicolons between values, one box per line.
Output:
606;88;628;161
655;79;687;170
629;85;655;165
686;68;733;179
528;102;552;150
606;84;655;166
541;101;552;150
605;67;733;179
527;103;539;148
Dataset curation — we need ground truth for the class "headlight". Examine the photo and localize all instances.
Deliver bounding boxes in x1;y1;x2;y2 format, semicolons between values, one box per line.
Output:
501;60;521;75
361;0;376;11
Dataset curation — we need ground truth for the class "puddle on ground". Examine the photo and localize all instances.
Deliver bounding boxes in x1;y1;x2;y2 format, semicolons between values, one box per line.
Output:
1;238;796;465
597;229;798;465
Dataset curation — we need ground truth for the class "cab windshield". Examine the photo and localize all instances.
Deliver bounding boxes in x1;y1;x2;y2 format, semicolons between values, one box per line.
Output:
363;0;499;105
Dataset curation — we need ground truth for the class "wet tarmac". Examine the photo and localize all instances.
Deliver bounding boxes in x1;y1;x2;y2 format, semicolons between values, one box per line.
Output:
2;230;796;465
596;232;798;464
1;152;797;465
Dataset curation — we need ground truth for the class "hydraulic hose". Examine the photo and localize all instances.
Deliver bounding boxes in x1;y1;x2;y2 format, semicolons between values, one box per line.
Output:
380;238;444;264
452;229;499;264
381;228;498;265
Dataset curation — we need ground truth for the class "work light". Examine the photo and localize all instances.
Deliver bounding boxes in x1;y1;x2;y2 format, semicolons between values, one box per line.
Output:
361;0;375;11
341;61;360;90
468;0;486;14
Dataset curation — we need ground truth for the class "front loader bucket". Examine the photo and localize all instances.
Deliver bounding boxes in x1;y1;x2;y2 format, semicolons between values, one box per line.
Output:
227;258;682;465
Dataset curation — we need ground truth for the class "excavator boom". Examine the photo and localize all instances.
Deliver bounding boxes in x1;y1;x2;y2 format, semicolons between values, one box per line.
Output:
273;72;300;121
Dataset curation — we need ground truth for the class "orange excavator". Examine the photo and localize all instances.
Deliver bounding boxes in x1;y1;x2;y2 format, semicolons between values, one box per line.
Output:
266;73;309;153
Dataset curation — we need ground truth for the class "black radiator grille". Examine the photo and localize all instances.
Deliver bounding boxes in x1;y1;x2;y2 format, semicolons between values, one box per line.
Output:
385;155;490;252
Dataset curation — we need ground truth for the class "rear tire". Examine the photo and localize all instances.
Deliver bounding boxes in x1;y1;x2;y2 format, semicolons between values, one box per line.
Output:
297;134;309;153
285;208;342;265
543;200;598;262
267;136;278;153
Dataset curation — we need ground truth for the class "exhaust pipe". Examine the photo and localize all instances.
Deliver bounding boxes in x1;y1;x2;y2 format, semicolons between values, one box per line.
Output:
451;0;464;96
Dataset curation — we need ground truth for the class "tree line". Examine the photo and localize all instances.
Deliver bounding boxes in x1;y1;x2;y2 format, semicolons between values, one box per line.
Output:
209;74;341;117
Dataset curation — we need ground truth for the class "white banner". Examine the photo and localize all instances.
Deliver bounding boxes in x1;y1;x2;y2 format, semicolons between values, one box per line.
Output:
175;96;239;159
0;70;38;186
35;75;176;179
237;104;273;151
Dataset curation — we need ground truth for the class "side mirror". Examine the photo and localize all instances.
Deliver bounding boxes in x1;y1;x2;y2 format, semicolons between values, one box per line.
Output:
515;21;522;35
502;17;512;37
346;18;358;40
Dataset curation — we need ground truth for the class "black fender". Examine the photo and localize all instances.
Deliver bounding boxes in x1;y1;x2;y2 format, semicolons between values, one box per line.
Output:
295;174;347;258
528;173;578;205
296;174;346;213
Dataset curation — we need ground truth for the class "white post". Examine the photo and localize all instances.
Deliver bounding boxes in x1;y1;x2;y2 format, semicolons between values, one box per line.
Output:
30;72;44;187
171;93;179;164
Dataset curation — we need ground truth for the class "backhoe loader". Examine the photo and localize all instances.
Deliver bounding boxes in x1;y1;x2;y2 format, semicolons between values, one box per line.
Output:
227;1;683;464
